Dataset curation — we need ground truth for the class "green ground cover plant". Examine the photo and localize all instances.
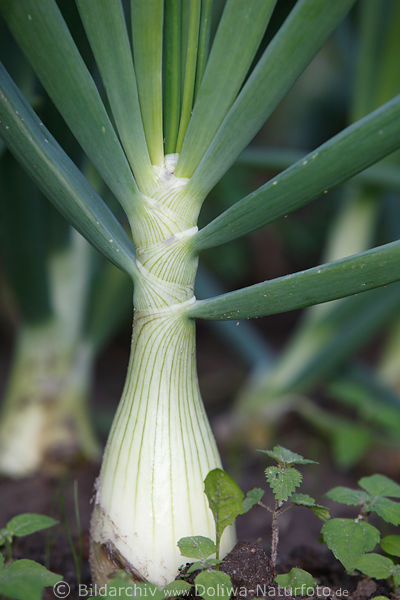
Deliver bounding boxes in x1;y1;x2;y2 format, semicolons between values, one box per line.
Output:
0;513;61;600
172;449;400;600
1;0;400;588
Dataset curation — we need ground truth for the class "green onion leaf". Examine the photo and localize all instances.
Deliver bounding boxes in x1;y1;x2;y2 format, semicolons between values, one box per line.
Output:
0;63;137;278
0;0;138;214
188;240;400;321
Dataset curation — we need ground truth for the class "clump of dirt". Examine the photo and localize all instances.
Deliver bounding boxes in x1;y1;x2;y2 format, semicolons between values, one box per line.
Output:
221;541;273;596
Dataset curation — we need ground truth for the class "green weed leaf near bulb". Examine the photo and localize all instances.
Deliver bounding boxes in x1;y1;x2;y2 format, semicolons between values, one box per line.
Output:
322;473;400;589
0;513;60;600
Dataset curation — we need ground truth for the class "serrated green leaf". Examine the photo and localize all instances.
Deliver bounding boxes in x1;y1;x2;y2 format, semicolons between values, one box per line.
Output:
290;493;330;520
381;535;400;557
163;580;192;598
259;445;317;465
188;240;400;321
0;559;61;600
311;505;331;522
359;474;400;498
204;469;243;551
326;487;370;506
178;536;216;560
371;497;400;525
275;568;316;595
6;514;58;538
354;553;394;579
321;518;380;572
195;570;232;600
371;597;390;600
265;467;302;504
242;488;264;514
290;493;316;506
187;559;221;574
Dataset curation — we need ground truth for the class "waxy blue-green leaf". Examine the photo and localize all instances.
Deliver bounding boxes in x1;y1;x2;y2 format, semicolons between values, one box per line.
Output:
0;63;137;278
195;265;274;368
176;0;276;175
0;0;138;215
194;0;213;96
76;0;153;194
131;0;164;166
0;157;52;324
187;0;356;200
175;1;201;152
321;518;380;573
163;0;181;154
188;240;400;321
237;146;400;193
194;95;400;252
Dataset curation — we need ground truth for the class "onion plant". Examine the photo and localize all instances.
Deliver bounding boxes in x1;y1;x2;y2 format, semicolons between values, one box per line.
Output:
0;154;131;477
1;0;400;586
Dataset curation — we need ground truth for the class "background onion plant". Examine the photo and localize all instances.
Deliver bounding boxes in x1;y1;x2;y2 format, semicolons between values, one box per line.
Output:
1;0;400;587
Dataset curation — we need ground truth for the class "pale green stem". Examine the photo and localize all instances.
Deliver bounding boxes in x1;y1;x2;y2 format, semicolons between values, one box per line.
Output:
0;320;99;477
90;157;235;586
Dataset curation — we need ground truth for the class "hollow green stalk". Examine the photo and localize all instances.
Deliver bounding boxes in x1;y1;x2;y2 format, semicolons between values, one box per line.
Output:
90;157;235;585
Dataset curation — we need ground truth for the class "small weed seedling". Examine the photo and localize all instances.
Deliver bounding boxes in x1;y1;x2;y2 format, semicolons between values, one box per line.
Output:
0;513;61;600
322;474;400;591
176;447;329;599
177;468;244;600
255;445;329;594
